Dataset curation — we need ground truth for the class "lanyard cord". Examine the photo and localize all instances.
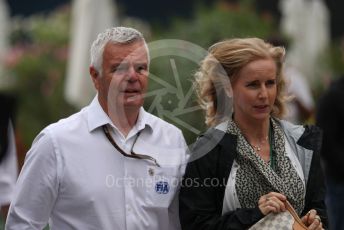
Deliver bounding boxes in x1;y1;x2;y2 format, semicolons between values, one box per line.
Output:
102;125;160;167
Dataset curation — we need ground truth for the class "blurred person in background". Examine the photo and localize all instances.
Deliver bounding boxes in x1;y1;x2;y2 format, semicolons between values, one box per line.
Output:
267;36;315;124
179;38;327;230
0;94;18;223
316;38;344;230
6;27;187;230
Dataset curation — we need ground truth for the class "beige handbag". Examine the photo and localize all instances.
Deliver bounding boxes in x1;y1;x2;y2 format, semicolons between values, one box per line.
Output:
249;201;308;230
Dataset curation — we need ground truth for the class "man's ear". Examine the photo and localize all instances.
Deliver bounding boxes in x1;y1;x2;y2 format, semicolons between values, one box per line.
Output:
90;66;99;90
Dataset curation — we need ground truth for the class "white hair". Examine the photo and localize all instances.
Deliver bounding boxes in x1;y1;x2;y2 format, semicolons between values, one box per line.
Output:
90;27;148;74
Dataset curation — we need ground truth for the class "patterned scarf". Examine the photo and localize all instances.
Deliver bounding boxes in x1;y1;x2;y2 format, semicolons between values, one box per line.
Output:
226;118;305;214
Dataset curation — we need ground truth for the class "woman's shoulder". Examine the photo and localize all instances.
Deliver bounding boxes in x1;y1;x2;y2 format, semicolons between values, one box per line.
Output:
189;123;237;163
276;118;322;151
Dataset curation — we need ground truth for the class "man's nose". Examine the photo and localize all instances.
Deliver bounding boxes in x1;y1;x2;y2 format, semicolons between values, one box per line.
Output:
126;66;139;82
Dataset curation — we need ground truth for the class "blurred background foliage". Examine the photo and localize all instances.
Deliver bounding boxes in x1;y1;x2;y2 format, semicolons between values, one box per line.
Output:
157;2;274;45
5;7;75;147
140;1;277;144
3;0;341;148
146;1;275;144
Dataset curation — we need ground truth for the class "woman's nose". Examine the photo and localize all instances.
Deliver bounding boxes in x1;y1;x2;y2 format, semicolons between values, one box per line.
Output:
258;85;268;98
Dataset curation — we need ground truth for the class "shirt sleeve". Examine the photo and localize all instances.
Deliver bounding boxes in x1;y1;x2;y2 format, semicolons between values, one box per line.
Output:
0;122;18;206
6;128;60;230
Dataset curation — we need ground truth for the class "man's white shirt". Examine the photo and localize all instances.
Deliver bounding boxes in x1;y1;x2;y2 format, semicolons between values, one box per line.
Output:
6;96;188;230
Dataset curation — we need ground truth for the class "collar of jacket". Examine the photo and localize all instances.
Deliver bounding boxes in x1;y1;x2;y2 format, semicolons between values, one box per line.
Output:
190;119;322;186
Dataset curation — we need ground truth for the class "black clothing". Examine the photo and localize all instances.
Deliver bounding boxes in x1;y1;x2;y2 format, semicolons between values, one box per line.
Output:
316;76;344;182
0;94;16;163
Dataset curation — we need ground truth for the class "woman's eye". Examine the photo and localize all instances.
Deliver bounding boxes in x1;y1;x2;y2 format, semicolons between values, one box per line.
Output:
266;80;276;86
246;82;259;88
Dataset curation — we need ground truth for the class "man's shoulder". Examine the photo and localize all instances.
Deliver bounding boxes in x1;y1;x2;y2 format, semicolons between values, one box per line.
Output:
145;112;182;133
44;107;88;136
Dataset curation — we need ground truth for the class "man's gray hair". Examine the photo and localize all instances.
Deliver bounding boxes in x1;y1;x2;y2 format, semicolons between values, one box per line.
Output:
90;27;147;74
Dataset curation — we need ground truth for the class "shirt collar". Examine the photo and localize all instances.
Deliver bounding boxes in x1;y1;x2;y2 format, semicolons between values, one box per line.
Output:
87;96;112;132
87;96;154;133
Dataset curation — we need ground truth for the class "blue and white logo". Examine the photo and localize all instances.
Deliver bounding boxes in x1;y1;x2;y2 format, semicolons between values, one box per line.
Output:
155;181;170;194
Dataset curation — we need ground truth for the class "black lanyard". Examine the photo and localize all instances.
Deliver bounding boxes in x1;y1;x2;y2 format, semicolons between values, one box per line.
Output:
102;125;160;167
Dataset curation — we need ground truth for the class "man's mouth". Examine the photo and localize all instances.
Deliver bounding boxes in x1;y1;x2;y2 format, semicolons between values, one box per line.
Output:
123;89;140;94
122;89;142;102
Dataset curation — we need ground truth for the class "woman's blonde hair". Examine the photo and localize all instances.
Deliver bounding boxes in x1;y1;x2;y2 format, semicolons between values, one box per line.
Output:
194;38;287;127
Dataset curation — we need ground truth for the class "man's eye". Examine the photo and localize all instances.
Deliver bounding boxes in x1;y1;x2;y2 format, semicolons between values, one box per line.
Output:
117;66;127;71
136;65;147;73
112;65;127;73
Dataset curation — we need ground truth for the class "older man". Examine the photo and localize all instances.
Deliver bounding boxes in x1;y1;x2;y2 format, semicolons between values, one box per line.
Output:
6;27;187;230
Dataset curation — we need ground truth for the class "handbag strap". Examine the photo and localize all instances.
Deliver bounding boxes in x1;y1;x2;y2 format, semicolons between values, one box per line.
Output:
285;200;308;229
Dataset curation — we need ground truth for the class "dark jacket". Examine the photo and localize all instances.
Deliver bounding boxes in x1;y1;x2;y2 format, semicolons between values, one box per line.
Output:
316;76;344;182
0;94;16;163
179;120;327;230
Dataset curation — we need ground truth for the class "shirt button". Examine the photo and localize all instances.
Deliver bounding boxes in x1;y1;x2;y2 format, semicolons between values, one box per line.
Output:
126;205;131;212
148;168;154;176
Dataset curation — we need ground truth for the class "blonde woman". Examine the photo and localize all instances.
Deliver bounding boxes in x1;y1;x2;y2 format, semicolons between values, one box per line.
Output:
179;38;327;230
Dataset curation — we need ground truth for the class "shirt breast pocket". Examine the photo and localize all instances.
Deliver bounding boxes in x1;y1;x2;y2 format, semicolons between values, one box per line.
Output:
145;166;181;208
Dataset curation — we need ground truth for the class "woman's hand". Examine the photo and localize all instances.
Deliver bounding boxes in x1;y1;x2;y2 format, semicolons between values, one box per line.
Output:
258;192;287;215
301;209;324;230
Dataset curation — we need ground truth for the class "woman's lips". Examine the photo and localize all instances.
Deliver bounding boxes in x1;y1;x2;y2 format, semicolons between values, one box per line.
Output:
253;105;269;112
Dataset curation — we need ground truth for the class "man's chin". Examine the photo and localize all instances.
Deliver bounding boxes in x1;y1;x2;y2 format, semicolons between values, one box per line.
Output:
123;99;144;109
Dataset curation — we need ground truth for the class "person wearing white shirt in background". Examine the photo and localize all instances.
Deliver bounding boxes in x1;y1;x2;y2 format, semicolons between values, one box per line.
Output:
266;36;315;124
0;121;18;223
6;27;188;230
284;65;315;124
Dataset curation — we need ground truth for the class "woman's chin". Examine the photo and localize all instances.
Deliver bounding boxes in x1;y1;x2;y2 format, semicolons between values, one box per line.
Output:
251;113;270;122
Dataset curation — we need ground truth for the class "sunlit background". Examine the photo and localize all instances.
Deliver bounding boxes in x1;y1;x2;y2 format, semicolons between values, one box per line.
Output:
0;3;343;227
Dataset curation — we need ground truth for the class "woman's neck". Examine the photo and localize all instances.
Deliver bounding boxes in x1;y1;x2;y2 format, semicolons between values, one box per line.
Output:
233;114;270;144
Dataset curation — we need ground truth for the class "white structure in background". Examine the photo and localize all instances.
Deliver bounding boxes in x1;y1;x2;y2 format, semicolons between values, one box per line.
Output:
279;0;330;86
65;0;117;108
0;0;10;90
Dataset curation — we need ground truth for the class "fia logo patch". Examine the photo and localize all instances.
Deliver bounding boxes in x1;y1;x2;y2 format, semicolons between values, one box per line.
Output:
155;181;170;194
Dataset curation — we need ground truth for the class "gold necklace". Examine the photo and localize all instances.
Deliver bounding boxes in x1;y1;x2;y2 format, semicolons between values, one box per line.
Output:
252;144;262;152
251;136;268;152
